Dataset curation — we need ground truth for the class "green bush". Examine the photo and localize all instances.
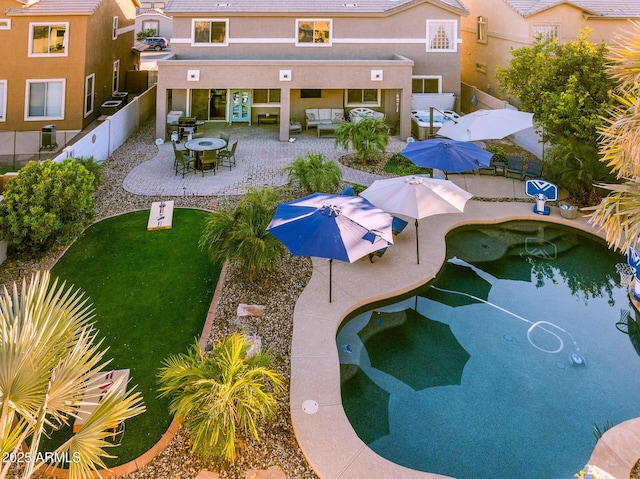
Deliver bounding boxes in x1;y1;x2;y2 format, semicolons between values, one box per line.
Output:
72;156;104;188
0;159;96;255
545;138;617;205
484;145;509;164
384;153;431;177
335;118;390;162
282;153;342;194
199;187;287;280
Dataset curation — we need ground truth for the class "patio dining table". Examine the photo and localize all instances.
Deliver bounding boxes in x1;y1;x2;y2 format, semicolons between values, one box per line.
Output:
185;137;227;170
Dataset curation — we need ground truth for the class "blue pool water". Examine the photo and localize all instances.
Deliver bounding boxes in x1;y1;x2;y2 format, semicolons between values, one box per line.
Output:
338;221;640;479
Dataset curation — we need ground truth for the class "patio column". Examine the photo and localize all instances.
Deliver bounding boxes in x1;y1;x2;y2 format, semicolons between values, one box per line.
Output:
279;88;291;142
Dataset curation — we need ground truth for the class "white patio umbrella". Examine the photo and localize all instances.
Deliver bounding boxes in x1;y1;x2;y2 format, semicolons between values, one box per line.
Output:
437;109;534;142
360;175;473;264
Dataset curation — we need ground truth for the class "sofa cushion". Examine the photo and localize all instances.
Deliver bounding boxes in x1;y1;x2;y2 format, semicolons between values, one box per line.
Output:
318;108;332;121
305;108;319;121
331;109;345;122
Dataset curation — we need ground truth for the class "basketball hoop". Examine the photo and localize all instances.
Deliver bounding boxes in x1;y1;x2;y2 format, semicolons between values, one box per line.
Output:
616;263;636;286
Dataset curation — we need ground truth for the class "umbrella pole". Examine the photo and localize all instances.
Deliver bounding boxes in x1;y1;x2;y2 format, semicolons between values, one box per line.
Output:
329;259;333;302
415;219;420;264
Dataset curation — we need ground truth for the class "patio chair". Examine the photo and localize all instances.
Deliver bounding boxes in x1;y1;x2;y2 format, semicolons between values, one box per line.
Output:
521;158;545;181
175;149;196;178
505;155;525;179
392;216;408;236
368;247;388;263
200;150;218;176
478;157;498;175
218;141;237;170
220;131;231;143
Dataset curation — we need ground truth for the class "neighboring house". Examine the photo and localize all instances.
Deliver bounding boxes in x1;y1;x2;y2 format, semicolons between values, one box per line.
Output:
460;0;640;100
157;0;469;141
136;7;172;39
0;0;141;152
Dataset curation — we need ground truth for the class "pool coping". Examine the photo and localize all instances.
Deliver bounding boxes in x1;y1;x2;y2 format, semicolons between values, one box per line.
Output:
289;200;630;479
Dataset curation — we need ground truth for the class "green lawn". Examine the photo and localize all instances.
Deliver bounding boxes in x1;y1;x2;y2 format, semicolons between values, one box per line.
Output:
43;208;222;466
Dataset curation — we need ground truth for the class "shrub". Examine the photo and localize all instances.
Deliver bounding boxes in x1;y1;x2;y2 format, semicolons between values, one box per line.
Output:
282;153;342;194
199;187;287;280
484;145;509;164
335;118;390;162
0;159;96;255
157;334;284;463
72;156;104;189
384;153;431;177
545;138;617;205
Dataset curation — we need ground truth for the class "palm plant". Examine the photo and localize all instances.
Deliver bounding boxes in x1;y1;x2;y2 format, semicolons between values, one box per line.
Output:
334;117;390;162
157;334;284;463
0;271;145;479
588;21;640;252
282;152;342;194
199;187;286;279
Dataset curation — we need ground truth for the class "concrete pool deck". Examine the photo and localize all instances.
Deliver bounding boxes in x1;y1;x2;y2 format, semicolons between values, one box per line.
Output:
288;199;640;479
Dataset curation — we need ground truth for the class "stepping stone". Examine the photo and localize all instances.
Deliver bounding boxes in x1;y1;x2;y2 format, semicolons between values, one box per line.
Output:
237;303;265;317
245;467;286;479
195;471;219;479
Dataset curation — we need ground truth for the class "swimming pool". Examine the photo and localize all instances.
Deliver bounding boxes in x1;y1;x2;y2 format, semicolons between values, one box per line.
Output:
337;221;640;479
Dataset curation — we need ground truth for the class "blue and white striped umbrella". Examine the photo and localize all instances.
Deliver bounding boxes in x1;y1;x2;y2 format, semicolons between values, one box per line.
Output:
267;193;394;301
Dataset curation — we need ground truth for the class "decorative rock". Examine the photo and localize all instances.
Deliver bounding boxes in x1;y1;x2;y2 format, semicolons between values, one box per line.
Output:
237;303;266;317
245;466;286;479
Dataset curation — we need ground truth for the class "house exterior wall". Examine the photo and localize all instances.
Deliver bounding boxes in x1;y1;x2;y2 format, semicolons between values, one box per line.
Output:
135;11;172;38
0;0;138;139
157;1;466;141
460;0;636;100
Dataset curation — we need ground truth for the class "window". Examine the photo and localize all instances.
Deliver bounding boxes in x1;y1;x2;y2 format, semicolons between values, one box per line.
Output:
84;74;95;117
300;89;321;99
477;16;487;44
25;79;65;120
253;89;281;105
29;23;68;56
0;19;10;30
0;81;6;121
532;24;559;42
426;20;457;52
345;89;380;107
112;16;118;40
412;76;442;94
193;19;228;45
112;60;120;94
296;20;331;45
142;20;159;35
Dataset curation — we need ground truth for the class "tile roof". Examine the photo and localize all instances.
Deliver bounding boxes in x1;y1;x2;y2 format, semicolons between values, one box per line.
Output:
503;0;640;17
5;0;140;15
164;0;468;16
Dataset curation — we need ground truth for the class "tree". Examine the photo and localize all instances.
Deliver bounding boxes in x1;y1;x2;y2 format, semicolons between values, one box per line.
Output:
496;28;616;148
588;22;640;253
0;271;145;479
0;159;96;255
157;334;284;463
282;152;342;194
199;187;286;280
334;117;390;162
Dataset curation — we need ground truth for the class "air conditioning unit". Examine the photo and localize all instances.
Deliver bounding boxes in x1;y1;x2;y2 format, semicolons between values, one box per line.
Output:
41;124;57;150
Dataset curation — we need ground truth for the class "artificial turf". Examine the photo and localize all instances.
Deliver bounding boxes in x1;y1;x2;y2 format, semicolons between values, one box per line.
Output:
42;208;222;466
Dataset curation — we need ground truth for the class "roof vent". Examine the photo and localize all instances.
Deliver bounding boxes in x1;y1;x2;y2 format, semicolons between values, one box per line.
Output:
343;3;358;6
216;2;230;6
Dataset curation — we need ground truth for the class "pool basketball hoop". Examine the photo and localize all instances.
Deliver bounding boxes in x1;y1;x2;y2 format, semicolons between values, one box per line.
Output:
616;263;636;286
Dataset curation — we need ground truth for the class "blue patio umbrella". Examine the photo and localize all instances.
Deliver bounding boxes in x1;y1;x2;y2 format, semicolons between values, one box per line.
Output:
267;193;394;302
401;138;493;178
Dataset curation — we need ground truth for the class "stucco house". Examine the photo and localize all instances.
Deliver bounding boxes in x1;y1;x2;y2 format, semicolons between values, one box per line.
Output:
157;0;469;141
460;0;640;100
135;7;172;39
0;0;141;153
